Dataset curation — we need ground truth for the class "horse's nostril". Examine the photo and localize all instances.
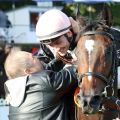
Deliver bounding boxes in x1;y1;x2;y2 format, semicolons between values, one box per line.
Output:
83;100;88;107
90;95;101;106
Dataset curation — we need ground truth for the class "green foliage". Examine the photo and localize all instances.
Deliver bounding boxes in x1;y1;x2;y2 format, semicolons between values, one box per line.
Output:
111;3;120;26
57;2;120;27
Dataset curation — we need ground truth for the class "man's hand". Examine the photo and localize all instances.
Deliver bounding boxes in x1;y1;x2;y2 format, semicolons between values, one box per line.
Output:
69;17;79;34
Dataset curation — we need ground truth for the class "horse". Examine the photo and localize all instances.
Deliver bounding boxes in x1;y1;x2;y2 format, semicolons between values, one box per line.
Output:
73;14;120;120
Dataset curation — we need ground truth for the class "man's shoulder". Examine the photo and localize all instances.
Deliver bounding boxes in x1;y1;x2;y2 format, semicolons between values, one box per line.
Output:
29;70;54;82
27;70;54;87
31;70;52;77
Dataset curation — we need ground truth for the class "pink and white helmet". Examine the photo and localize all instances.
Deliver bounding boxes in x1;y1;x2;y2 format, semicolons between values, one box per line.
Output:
36;9;71;42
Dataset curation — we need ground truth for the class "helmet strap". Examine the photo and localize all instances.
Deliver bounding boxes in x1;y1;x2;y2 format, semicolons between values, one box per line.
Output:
64;33;77;51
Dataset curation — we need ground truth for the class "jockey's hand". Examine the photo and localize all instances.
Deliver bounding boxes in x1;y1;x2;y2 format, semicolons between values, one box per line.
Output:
56;51;77;64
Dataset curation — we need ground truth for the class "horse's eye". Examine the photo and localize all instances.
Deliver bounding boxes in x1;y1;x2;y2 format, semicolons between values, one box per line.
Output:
77;94;81;99
77;92;82;99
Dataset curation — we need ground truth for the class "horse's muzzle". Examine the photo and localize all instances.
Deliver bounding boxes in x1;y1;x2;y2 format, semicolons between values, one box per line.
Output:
78;94;101;114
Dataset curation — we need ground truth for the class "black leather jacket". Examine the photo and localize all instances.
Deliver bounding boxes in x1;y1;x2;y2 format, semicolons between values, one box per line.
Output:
109;28;120;66
5;66;77;120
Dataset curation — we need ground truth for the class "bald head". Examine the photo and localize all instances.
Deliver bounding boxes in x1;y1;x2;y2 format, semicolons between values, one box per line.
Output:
5;51;43;79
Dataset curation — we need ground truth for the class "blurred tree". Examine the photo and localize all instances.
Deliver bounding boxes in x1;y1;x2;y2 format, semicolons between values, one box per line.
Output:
112;3;120;26
54;2;120;26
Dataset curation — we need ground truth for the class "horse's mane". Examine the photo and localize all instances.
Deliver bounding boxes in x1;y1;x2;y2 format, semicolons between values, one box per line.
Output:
76;16;111;40
82;21;109;32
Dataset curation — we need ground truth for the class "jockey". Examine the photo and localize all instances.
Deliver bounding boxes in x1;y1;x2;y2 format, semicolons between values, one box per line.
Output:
36;9;79;64
36;9;79;120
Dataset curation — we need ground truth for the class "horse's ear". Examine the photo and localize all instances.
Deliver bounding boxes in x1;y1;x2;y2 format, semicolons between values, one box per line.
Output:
75;4;88;30
76;16;88;30
98;4;113;27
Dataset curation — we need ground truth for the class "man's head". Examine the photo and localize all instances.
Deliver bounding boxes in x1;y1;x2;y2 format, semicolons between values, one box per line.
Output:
5;51;43;79
36;9;74;56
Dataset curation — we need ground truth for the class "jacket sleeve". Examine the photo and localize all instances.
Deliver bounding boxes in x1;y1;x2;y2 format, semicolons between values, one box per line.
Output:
46;65;78;93
46;59;65;72
33;44;55;64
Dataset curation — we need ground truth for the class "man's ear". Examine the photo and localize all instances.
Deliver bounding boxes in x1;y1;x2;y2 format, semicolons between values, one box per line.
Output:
24;68;32;74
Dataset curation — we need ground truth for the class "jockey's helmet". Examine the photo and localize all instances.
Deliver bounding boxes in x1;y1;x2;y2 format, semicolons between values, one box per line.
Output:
36;9;71;44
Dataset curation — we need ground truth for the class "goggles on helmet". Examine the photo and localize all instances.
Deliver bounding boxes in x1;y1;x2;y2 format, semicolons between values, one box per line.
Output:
40;36;61;45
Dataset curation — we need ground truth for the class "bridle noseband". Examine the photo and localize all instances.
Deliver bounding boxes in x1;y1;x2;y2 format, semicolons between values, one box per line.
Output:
77;72;109;85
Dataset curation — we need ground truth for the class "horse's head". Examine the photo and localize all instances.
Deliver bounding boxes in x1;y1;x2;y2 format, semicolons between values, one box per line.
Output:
74;17;115;114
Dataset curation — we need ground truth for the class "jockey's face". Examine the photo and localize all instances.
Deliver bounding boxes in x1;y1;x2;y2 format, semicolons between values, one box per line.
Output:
48;31;72;57
48;35;70;57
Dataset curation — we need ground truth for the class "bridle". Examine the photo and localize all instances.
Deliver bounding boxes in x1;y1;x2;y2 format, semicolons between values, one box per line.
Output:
75;30;120;113
77;72;109;86
77;31;115;86
74;30;120;120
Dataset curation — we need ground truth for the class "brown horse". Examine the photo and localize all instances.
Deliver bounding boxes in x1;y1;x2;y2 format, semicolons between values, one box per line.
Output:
73;15;120;119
